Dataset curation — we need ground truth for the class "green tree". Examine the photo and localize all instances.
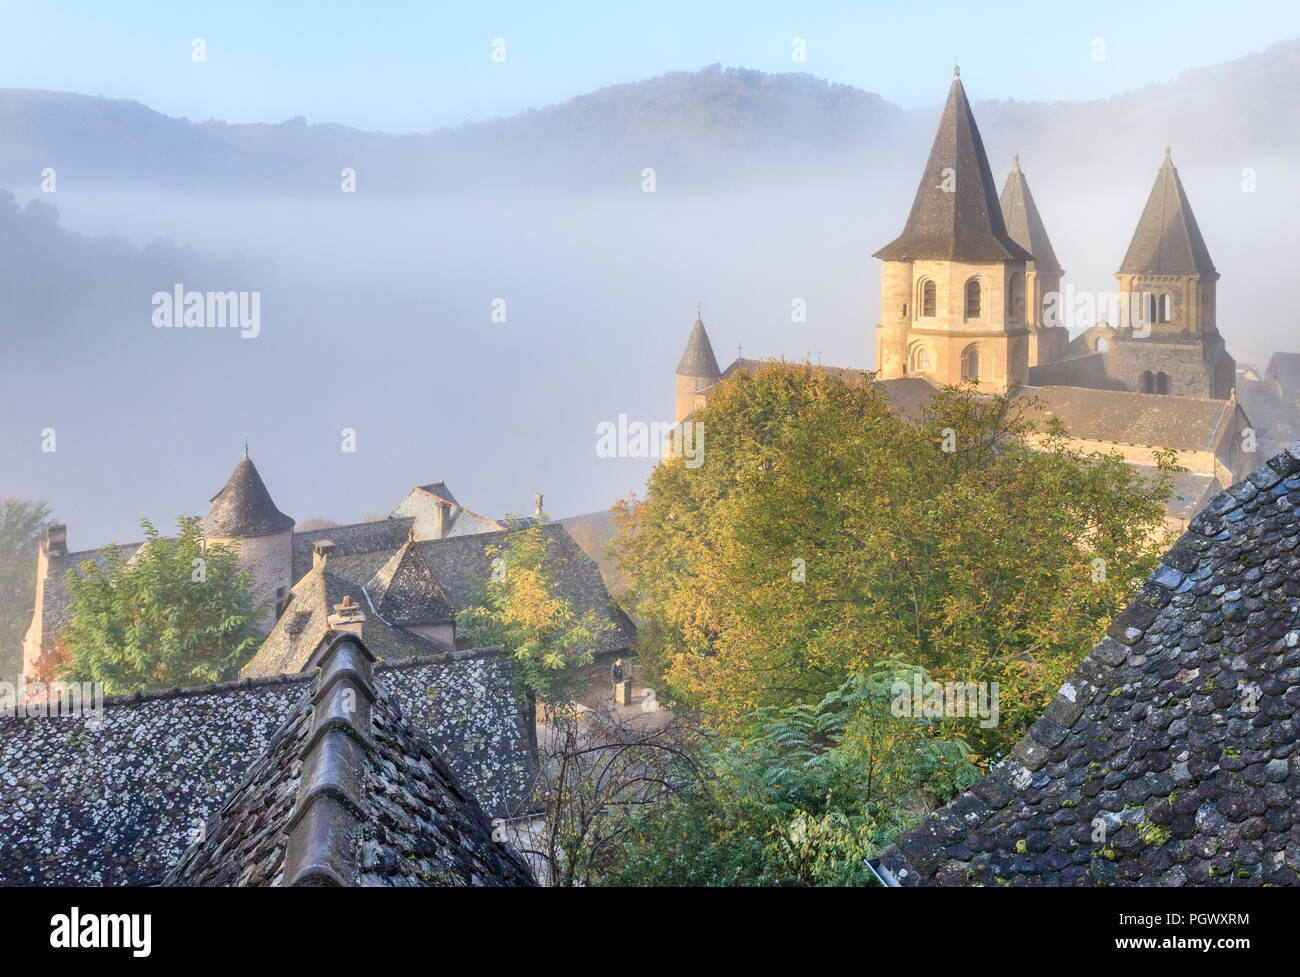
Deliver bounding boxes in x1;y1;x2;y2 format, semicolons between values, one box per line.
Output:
602;661;978;886
613;362;1175;755
59;517;264;692
457;519;614;734
0;497;52;681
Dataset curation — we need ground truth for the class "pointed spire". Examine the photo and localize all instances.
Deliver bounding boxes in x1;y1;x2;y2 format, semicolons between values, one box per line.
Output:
1119;149;1217;278
999;155;1063;276
201;453;295;538
676;313;721;379
875;73;1031;263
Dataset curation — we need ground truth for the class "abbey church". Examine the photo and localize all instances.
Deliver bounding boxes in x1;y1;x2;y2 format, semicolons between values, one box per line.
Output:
675;69;1278;530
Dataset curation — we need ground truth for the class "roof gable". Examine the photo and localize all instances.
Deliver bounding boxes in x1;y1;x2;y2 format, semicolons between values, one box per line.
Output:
874;72;1032;264
166;635;534;887
366;538;455;626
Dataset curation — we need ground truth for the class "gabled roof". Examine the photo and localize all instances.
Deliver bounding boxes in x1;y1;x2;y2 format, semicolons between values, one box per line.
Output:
874;71;1032;264
291;517;415;582
201;455;295;538
166;636;534;887
0;648;536;885
677;317;721;379
1118;149;1218;278
999;156;1063;275
366;537;455;626
877;441;1300;887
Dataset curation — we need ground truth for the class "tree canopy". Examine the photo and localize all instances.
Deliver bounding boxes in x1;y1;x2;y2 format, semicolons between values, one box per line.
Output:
612;362;1175;756
58;517;264;692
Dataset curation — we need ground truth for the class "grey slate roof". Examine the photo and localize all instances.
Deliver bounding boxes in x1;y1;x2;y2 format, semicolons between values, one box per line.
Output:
1118;149;1218;278
200;456;295;538
165;636;534;887
251;523;635;678
0;649;535;885
874;72;1032;264
366;538;455;626
676;317;722;379
1016;385;1236;453
999;156;1063;275
877;442;1300;887
291;516;415;582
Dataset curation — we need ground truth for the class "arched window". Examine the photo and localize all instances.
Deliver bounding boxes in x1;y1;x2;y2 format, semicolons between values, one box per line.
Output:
961;345;981;382
909;344;933;374
1156;294;1171;324
920;279;936;318
1139;370;1154;394
1155;371;1169;395
1007;273;1023;321
964;279;982;320
1096;336;1109;353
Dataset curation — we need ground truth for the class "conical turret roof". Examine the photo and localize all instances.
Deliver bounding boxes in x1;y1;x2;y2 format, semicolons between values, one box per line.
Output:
676;317;721;379
875;70;1031;263
999;156;1063;275
201;453;295;538
1118;149;1217;278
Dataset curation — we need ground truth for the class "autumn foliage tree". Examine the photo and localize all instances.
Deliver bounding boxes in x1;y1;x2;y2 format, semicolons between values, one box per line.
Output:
58;517;264;692
457;519;614;735
612;362;1176;756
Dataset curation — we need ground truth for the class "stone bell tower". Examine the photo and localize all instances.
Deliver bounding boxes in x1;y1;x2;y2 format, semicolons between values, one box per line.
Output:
1107;148;1234;400
873;69;1032;393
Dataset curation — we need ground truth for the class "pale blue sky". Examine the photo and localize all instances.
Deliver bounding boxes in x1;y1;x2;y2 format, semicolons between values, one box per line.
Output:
2;1;1297;131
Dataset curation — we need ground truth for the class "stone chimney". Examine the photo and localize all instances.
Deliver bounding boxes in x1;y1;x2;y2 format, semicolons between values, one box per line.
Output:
534;493;543;517
43;525;67;557
432;499;452;539
312;540;336;571
326;594;365;636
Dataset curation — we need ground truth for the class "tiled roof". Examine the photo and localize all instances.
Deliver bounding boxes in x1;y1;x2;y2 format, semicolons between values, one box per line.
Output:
251;523;633;678
1118;149;1217;278
366;538;455;626
291;517;415;582
1016;385;1235;453
0;649;535;885
999;156;1063;275
874;72;1032;263
390;485;506;541
877;442;1300;887
200;456;295;538
165;635;534;887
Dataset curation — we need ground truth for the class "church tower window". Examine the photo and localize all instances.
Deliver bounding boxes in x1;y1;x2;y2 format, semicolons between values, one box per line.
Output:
1155;371;1169;395
964;279;982;320
961;345;981;381
1139;370;1154;394
921;279;936;318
